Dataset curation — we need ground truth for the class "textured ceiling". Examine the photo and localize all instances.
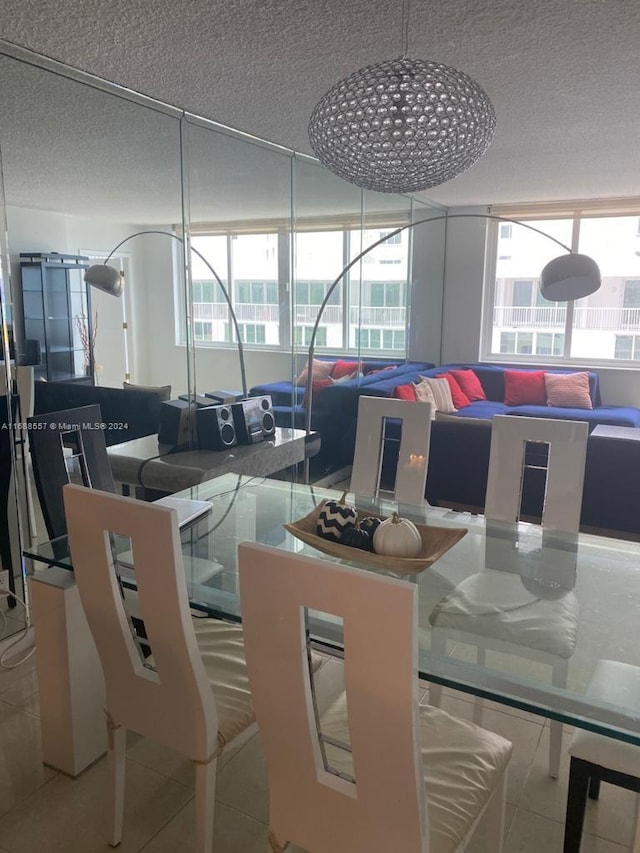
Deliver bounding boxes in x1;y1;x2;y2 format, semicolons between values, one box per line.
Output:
1;0;639;213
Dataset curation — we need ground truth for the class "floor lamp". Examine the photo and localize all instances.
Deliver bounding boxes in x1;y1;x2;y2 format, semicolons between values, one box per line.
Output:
303;213;601;482
84;230;248;399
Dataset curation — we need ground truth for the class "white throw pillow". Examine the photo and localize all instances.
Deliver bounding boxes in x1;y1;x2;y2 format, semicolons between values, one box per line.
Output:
416;376;457;414
412;378;437;419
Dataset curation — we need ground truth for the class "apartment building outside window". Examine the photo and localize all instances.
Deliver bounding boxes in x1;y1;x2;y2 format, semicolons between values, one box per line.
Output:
189;221;409;356
485;213;640;363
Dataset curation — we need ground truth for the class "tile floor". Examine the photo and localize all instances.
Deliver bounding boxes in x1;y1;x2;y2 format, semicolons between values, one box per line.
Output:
0;641;635;852
0;478;634;851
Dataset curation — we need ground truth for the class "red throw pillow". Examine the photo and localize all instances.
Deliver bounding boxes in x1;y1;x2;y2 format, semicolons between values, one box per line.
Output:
504;370;547;406
331;360;359;380
440;373;471;409
302;378;332;407
449;369;487;402
392;383;417;401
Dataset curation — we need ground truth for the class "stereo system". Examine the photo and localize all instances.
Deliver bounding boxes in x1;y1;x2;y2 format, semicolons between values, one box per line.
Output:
196;404;237;450
158;399;196;447
232;396;275;445
159;395;275;449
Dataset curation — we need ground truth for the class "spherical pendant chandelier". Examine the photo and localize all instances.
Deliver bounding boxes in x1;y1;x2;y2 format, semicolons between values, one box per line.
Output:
308;56;496;194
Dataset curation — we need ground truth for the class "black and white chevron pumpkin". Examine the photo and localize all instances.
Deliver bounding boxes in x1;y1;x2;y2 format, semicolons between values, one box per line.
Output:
316;499;357;542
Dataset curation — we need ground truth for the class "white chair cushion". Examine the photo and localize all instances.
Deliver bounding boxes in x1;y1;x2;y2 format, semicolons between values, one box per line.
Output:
193;619;325;754
569;659;640;778
430;571;578;658
193;619;255;753
320;694;512;853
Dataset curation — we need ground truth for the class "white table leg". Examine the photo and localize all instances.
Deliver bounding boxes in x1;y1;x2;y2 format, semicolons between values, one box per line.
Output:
30;568;106;776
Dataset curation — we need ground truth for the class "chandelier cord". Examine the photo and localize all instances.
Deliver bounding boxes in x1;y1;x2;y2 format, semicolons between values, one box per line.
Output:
401;0;411;57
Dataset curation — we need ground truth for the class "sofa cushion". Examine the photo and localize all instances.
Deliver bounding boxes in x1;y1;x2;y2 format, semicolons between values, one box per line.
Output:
506;405;640;428
417;376;456;413
392;383;417;401
302;378;333;406
504;369;547;406
295;358;334;386
331;359;359;380
441;373;471;409
449;369;487;402
545;371;592;409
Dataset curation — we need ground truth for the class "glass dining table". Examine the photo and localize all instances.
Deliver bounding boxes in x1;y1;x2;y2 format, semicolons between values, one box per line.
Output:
25;472;640;765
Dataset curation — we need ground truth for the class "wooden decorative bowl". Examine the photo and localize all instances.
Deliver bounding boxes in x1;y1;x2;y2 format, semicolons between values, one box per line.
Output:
284;501;467;575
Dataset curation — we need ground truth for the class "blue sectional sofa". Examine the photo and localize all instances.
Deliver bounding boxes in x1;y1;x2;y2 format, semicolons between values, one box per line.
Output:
252;360;640;537
250;359;435;476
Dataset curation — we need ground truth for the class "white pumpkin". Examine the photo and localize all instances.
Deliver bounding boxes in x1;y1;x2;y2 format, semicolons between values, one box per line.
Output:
373;512;422;558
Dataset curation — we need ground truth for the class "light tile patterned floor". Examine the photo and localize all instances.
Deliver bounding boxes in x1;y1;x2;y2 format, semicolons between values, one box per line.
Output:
0;646;633;852
1;482;632;850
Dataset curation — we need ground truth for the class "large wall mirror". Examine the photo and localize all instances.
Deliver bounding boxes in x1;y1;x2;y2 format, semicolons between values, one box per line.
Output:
0;40;446;634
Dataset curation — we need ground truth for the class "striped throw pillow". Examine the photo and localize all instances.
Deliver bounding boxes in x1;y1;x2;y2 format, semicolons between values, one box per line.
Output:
544;372;593;409
416;376;457;414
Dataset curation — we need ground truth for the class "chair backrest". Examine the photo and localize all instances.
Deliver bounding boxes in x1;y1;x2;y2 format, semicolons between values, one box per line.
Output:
238;541;426;853
28;404;116;539
485;415;588;532
350;395;432;505
63;483;218;761
123;381;172;402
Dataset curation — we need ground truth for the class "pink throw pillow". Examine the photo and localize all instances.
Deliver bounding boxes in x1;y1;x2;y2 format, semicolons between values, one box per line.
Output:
545;372;593;409
504;370;547;406
449;369;487;402
295;359;334;386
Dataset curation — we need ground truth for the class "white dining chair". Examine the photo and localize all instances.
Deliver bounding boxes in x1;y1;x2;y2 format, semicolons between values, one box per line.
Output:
238;540;512;853
564;659;640;853
429;415;588;779
350;395;432;505
485;415;589;531
63;483;257;852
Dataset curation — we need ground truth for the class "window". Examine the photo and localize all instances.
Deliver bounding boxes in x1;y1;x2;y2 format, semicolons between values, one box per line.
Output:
614;335;640;360
194;321;213;341
188;220;409;356
191;234;279;348
238;323;266;344
499;223;512;239
355;328;405;350
295;326;327;347
499;330;564;356
486;214;640;363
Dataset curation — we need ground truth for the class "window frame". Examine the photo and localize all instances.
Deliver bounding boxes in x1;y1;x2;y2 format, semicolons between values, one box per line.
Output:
183;218;411;358
481;208;640;367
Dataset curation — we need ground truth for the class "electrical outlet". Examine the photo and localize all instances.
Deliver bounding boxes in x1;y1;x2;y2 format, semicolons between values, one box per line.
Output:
0;570;10;594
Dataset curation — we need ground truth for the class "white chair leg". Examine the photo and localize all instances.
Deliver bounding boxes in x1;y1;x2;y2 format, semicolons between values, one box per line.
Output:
631;791;640;853
548;720;562;780
108;723;127;847
194;756;217;853
483;769;507;853
550;659;568;779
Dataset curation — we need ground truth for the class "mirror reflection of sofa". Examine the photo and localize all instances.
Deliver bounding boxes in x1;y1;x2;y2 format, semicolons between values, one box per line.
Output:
254;359;640;537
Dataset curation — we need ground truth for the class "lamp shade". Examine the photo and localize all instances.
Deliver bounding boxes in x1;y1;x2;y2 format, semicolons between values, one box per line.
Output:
539;254;601;302
84;264;123;297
